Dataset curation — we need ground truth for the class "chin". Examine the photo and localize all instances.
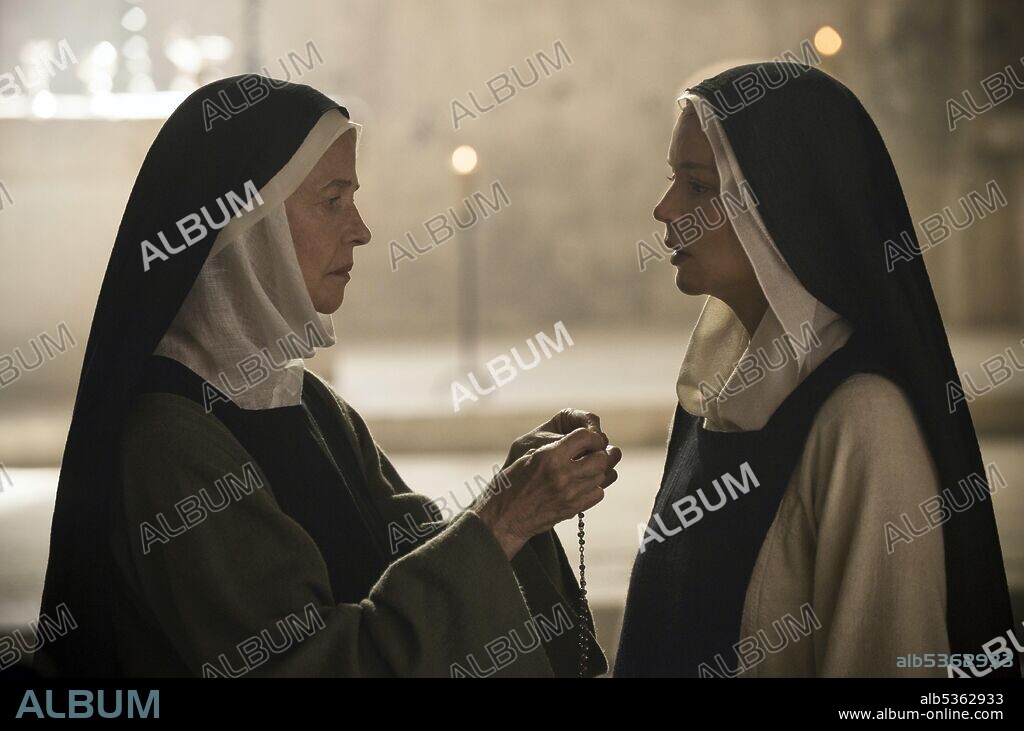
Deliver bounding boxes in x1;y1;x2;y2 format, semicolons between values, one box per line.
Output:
673;267;706;296
314;286;346;314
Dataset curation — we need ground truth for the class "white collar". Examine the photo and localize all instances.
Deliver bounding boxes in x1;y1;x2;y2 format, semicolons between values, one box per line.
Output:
676;297;852;431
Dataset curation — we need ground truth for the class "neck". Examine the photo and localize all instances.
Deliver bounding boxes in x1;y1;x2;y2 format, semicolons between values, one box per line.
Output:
724;290;769;338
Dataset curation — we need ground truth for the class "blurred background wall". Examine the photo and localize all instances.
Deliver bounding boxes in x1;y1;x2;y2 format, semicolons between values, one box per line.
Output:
1;0;1022;673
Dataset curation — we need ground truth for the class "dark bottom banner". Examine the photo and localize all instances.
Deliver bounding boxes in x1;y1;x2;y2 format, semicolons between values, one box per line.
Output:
0;677;1020;721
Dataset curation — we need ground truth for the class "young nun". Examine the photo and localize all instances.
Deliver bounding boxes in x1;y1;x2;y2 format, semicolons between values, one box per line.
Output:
614;64;1019;678
36;75;619;678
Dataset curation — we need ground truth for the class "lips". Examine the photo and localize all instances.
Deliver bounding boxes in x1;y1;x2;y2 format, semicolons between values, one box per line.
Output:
330;264;353;277
668;243;689;264
667;248;692;264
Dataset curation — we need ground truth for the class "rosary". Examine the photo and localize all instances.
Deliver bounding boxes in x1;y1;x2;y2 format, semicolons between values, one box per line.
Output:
576;510;588;677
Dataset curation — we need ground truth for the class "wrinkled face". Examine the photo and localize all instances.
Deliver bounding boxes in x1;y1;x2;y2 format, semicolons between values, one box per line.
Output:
654;104;757;300
285;129;371;314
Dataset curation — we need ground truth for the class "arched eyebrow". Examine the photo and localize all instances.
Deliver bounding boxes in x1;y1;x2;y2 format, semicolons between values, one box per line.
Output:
667;159;717;173
321;177;359;191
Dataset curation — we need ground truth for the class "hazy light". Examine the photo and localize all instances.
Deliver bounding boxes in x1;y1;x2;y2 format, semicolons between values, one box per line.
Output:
166;37;203;74
451;145;478;175
90;41;118;69
88;73;114;94
31;90;56;118
197;35;234;64
814;26;842;56
89;91;115;118
19;40;53;69
128;74;156;94
126;55;152;74
0;90;189;120
121;6;147;33
169;73;199;93
122;35;149;60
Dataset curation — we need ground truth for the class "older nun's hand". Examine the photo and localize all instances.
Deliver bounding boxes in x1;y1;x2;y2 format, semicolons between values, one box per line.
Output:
476;413;622;560
502;408;611;469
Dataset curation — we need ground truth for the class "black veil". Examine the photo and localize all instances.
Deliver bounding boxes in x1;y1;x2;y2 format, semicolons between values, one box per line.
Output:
688;63;1018;676
37;75;347;676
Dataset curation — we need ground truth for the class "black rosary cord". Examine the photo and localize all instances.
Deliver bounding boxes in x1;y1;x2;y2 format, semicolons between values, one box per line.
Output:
577;511;588;677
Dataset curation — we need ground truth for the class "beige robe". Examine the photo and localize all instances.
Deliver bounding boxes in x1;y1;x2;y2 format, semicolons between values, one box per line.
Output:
736;373;950;677
676;303;950;677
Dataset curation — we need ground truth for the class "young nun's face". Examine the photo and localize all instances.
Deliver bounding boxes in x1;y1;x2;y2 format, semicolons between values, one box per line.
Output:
654;106;759;302
285;129;371;314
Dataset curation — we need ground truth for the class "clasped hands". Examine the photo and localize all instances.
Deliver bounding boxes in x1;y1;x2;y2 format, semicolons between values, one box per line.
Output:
474;408;622;559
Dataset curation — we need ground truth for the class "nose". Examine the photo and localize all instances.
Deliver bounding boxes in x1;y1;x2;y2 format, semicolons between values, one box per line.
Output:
653;187;674;225
352;209;371;247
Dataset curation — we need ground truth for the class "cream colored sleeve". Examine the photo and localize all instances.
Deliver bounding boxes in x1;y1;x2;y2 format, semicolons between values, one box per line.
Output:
795;373;951;677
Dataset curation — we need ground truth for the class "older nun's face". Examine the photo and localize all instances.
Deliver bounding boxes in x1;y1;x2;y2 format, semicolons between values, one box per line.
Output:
653;105;756;301
285;129;371;314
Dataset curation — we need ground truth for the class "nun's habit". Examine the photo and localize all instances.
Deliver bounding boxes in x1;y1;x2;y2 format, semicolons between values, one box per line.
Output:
36;75;603;677
615;64;1018;678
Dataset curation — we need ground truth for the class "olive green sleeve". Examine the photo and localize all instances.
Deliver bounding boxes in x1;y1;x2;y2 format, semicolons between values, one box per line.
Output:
113;392;558;678
320;381;607;677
